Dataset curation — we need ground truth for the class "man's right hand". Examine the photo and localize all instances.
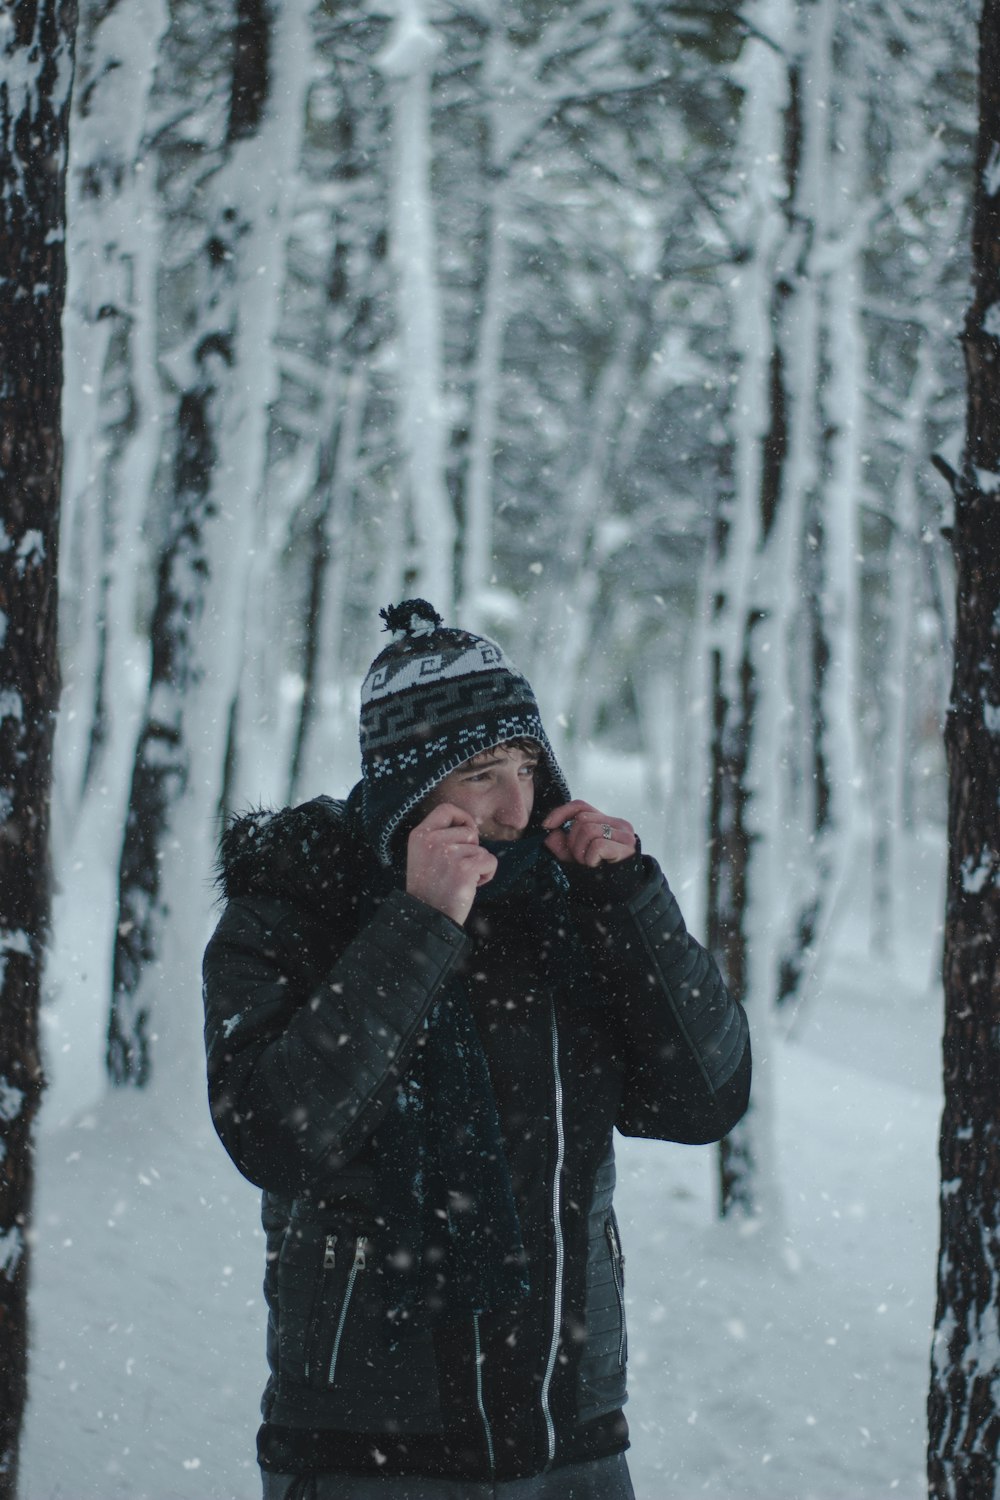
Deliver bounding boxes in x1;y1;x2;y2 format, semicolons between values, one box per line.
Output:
405;803;497;926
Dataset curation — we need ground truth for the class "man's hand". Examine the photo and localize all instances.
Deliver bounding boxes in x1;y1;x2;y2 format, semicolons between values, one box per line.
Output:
541;801;638;868
405;803;497;926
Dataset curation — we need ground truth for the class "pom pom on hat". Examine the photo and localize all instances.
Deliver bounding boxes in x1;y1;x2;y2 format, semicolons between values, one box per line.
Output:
379;599;444;638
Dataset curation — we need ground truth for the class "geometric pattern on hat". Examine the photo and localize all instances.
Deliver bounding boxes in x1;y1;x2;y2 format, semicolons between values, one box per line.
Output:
361;672;537;751
363;639;507;703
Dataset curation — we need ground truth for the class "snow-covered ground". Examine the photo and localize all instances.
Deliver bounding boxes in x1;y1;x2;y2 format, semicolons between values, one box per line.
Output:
21;782;945;1500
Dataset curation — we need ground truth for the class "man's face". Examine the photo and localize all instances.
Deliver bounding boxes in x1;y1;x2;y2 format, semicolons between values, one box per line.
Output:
423;744;540;842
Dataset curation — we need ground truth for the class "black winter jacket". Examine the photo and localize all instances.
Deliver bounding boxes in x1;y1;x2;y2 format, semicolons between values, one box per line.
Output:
202;791;750;1482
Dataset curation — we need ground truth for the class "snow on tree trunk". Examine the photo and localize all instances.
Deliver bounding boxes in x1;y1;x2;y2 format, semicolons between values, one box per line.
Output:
107;0;310;1094
288;368;368;806
779;8;864;1012
376;0;455;616
0;2;75;1489
927;2;1000;1490
707;0;802;1223
531;303;643;767
46;0;167;1116
55;0;166;842
461;177;512;633
227;4;393;810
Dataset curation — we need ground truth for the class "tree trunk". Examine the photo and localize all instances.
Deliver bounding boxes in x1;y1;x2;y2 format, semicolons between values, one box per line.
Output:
106;378;221;1087
376;0;455;614
708;0;798;1221
779;7;864;1012
870;344;936;957
460;178;512;633
55;0;166;847
0;3;75;1490
288;368;367;805
927;2;1000;1492
107;0;309;1091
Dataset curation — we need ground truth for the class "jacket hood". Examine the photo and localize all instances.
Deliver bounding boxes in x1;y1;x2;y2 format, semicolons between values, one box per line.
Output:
215;792;370;909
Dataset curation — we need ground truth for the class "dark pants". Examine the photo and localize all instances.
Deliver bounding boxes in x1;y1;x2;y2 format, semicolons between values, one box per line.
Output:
261;1452;636;1500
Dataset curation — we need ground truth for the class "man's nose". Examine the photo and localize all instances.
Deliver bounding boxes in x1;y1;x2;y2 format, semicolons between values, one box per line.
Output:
496;781;531;827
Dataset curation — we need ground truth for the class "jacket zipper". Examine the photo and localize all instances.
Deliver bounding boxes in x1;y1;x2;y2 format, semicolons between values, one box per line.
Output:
605;1217;627;1370
304;1234;339;1381
327;1235;368;1385
472;1311;496;1475
539;1000;566;1463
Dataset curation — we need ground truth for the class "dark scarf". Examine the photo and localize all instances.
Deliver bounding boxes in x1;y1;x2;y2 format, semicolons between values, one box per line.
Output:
367;827;600;1325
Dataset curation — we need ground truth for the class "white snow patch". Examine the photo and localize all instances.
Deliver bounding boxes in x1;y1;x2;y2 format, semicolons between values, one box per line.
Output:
221;1012;242;1039
0;1226;23;1279
0;929;31;958
984;303;1000;340
985;702;1000;736
0;1078;24;1123
0;928;31;990
975;467;1000;496
960;849;997;894
986;140;1000;197
0;690;23;725
376;3;442;79
15;530;45;574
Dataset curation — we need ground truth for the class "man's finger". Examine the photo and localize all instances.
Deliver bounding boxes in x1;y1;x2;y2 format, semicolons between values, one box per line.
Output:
416;801;479;833
542;800;592;829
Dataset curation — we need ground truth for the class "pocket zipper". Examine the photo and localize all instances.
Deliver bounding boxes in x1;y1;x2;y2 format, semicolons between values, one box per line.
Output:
605;1218;627;1370
328;1235;368;1385
304;1235;339;1380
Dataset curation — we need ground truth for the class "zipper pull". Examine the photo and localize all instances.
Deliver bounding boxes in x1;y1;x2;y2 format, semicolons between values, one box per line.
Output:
354;1235;368;1270
323;1234;338;1270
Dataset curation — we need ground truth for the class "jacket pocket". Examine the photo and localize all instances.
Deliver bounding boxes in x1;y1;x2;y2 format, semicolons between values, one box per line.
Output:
307;1232;369;1386
276;1222;367;1391
577;1208;628;1422
274;1218;443;1430
605;1214;627;1372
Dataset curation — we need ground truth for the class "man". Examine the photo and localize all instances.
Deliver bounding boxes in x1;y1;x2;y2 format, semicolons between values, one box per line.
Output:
203;600;750;1500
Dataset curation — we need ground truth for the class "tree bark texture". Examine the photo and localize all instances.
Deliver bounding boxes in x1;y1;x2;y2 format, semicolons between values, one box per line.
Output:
707;632;755;1213
108;0;310;1089
0;2;75;1491
708;0;799;1220
927;2;1000;1493
107;379;220;1086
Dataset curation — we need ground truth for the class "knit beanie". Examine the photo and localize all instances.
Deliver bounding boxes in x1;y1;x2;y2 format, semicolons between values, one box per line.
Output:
359;599;571;865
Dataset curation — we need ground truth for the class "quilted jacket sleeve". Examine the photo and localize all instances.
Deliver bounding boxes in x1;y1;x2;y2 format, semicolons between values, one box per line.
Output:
566;855;750;1144
202;889;470;1194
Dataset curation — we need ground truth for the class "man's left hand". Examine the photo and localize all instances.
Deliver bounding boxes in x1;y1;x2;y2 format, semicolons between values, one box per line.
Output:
541;801;638;867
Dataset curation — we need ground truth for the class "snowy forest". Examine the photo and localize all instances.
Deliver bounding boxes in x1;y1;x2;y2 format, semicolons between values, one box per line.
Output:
2;0;1000;1497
